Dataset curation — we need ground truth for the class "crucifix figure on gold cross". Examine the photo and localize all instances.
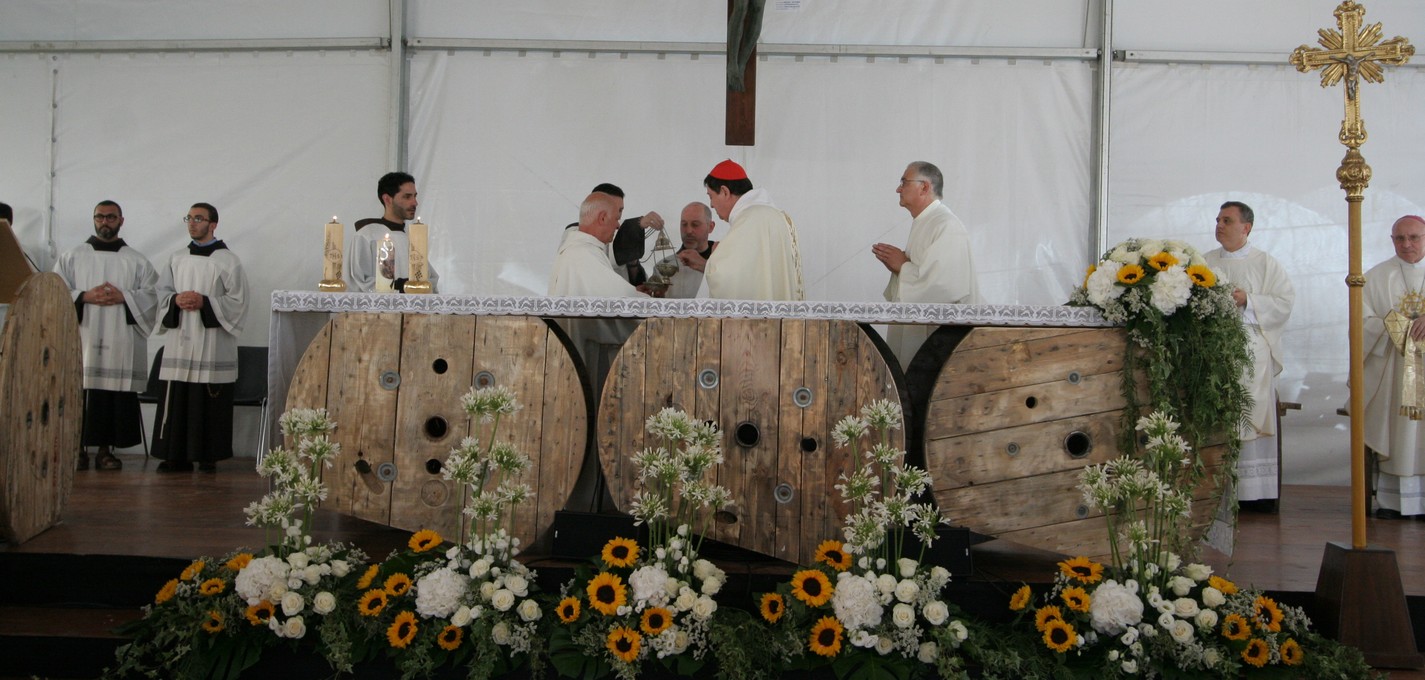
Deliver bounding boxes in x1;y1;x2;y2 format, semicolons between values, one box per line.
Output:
1290;1;1413;150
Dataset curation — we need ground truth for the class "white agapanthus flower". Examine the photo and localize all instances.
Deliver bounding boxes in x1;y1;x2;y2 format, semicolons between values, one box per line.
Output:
415;568;470;619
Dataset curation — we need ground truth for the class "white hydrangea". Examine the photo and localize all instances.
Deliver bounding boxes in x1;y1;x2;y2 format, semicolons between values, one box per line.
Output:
1086;261;1128;307
832;573;884;631
415;568;470;619
629;565;671;606
1149;266;1192;314
1089;579;1144;636
234;556;290;605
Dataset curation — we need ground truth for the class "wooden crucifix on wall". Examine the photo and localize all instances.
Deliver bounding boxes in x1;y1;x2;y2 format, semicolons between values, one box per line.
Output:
726;0;765;146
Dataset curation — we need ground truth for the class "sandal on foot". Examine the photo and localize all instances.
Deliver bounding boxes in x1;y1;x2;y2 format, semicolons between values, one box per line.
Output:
96;452;123;470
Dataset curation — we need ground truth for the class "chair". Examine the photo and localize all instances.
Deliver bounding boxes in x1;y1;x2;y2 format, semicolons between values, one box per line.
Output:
138;346;269;459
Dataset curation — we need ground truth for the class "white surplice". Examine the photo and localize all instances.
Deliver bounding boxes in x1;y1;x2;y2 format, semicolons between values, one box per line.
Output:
53;239;159;392
882;200;979;367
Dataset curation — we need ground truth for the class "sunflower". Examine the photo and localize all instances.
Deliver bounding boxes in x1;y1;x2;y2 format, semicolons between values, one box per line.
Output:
557;597;581;623
601;537;639;568
356;564;380;590
246;600;275;626
180;560;206;581
1058;556;1103;584
1009;584;1033;611
224;553;253;572
409;529;442;553
387;611;418;649
202;610;225;634
1034;605;1065;632
155;579;179;605
1117;264;1146;285
199;578;226;596
641;607;673;636
587;572;628;616
1042;619;1077;653
1208;575;1237;596
1060;586;1091;613
813;540;852;572
1253;595;1283;633
437;625;463;651
384;572;413;597
790;570;833;607
1242;638;1270;668
1280;638;1303;666
808;616;843;657
1186;264;1217;288
607;626;642;663
1147;251;1179;271
1083;263;1097;288
1221;613;1251;641
358;589;389;617
760;593;785;623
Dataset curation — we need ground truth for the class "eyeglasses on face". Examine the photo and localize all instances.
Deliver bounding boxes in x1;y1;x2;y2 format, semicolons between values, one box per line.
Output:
898;178;927;186
183;215;210;224
93;214;121;221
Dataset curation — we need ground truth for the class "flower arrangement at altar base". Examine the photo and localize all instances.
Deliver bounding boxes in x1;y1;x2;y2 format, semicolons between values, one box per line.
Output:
107;408;368;680
993;411;1378;679
549;408;763;680
755;400;976;680
1069;237;1252;467
346;385;547;680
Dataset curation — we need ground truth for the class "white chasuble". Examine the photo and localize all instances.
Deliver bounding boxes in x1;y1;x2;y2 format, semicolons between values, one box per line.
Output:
704;188;804;301
1364;256;1425;484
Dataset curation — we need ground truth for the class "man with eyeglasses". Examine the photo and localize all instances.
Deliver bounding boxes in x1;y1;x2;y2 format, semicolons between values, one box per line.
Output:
1364;214;1425;518
53;200;160;471
702;159;804;301
151;202;249;473
873;161;979;367
1203;201;1295;513
348;172;439;293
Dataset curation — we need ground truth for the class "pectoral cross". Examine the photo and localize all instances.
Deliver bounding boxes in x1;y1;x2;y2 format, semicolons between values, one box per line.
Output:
1290;1;1413;151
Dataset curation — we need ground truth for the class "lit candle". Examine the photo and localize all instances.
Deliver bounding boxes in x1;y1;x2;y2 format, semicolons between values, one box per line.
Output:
407;217;429;282
322;216;344;283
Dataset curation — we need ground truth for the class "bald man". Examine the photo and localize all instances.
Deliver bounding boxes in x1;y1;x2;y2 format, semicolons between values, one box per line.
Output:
1364;215;1425;518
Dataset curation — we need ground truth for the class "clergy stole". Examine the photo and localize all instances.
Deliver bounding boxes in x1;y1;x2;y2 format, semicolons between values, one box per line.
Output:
1385;307;1425;420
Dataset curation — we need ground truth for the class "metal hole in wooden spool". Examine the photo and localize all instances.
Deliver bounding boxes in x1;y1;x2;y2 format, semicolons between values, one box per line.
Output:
425;458;444;475
474;370;495;388
714;510;737;525
432;358;448;374
734;421;760;448
792;386;814;408
800;437;818;453
420;480;448;507
1024;395;1038;409
1006;442;1020;457
1076;504;1089;518
1067;371;1082;384
379;370;400;390
1064;431;1092;458
375;462;397;482
424;416;448;441
774;483;794;504
698;368;719;389
354;458;373;474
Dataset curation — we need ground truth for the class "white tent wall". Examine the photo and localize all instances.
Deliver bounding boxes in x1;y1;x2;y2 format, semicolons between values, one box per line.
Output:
4;0;1425;483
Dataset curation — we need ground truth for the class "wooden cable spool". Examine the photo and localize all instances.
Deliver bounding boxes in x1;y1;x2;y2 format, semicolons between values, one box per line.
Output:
597;317;904;564
0;273;83;544
919;327;1225;562
285;313;589;551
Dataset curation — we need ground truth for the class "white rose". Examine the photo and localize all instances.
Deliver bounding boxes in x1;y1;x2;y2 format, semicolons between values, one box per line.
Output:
281;591;305;617
923;600;949;626
875;636;895;655
313;591;336;615
894;579;920;604
892;603;916;629
491;589;516;611
897;558;918;579
1201;587;1225;608
947;620;968;643
479;581;497;600
331;560;350;578
1169;619;1195;644
1138;239;1164;257
285;577;303;590
268;581;289;601
470;559;491;579
692;596;718;620
1172;597;1199;618
517;599;541;622
504;574;529;597
282;615;307;639
287;552;310;569
876;574;898;595
1088;579;1144;636
491;621;511;645
1184;563;1212;582
1195;609;1218;630
1108;247;1135;264
1168;576;1195;597
1122;659;1138;674
675;590;697;612
692;559;717;581
672;630;690;654
665;577;682;598
917;641;937;664
1108;650;1119;661
451;605;473;627
1204;648;1221;667
1139;623;1156;638
303;565;323;585
701;577;722;596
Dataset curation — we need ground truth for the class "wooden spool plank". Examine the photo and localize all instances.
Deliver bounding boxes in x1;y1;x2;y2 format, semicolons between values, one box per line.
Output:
0;273;82;544
719;318;780;554
925;413;1122;487
283;320;332;432
925;371;1124;440
322;313;403;524
774;319;806;562
948;327;1106;354
796;320;832;562
389;314;478;539
535;322;587;547
930;328;1125;401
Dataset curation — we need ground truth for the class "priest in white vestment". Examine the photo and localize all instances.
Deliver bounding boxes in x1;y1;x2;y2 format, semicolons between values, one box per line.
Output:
1202;202;1295;511
348;172;439;293
53;200;159;471
152;203;249;473
1364;215;1425;518
874;161;980;368
702;160;804;301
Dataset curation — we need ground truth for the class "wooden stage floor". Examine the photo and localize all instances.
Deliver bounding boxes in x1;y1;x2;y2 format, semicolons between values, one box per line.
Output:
6;452;1425;677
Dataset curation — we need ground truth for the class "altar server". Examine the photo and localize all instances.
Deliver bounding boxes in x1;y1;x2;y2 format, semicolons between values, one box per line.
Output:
53;200;159;471
348;172;439;293
151;203;249;473
1365;215;1425;518
873;161;980;366
659;202;718;299
702;160;804;301
1203;201;1295;512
